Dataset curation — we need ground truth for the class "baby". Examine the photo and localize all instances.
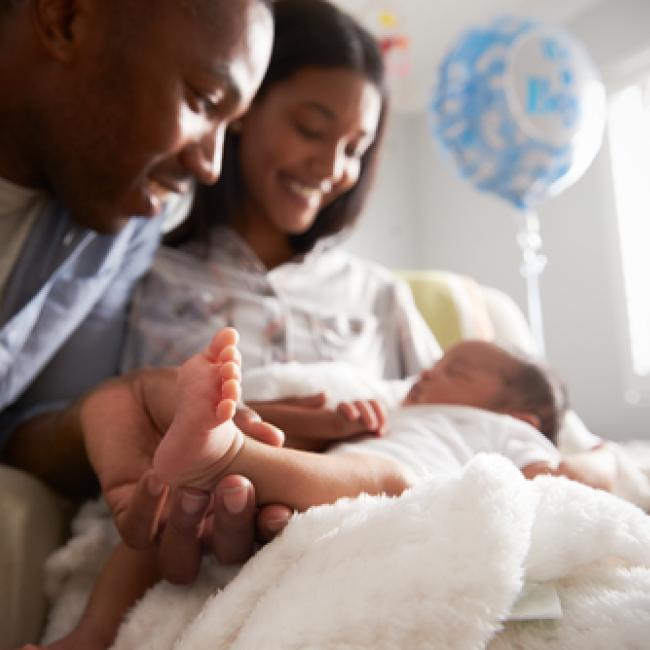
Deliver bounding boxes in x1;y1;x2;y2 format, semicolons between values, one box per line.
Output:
329;337;567;482
29;331;568;650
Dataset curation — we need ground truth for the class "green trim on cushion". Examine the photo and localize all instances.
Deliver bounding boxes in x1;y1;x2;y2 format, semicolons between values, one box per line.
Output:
398;271;464;350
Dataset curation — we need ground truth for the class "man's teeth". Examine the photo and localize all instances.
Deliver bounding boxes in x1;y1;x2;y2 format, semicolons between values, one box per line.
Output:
149;181;170;199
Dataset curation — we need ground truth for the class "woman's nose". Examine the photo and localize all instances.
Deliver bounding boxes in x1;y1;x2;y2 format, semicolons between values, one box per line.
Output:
314;142;347;185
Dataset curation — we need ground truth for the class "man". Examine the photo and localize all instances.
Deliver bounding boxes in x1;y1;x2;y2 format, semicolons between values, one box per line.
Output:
0;0;283;642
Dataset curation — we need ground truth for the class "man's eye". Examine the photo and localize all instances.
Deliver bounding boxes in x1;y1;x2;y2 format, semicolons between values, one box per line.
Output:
188;86;225;114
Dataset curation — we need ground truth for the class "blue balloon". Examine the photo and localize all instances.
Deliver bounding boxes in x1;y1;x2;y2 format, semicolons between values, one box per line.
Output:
432;16;606;210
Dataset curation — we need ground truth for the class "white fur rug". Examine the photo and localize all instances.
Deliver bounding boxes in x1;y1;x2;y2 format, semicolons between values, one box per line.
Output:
43;455;650;649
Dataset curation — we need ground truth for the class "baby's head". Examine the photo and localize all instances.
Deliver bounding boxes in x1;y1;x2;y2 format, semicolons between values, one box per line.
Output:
404;340;567;444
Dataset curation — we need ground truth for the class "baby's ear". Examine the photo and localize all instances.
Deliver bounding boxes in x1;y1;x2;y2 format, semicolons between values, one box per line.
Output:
507;411;541;431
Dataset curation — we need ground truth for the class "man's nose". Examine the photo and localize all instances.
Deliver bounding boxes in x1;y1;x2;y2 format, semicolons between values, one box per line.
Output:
180;123;226;186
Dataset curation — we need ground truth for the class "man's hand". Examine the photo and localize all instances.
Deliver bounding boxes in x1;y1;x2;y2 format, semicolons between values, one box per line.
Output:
81;369;291;584
249;394;387;452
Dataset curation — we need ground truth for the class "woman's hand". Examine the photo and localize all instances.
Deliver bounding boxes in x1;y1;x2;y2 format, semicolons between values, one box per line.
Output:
249;394;387;452
336;399;387;437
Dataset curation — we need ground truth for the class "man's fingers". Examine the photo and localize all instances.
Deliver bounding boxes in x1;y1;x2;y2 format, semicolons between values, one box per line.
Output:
158;486;210;584
235;407;285;446
257;503;293;544
210;475;257;564
113;471;168;549
239;417;285;447
234;405;262;426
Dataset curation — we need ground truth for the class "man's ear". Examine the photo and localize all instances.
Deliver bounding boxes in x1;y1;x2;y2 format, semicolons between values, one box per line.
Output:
507;410;542;431
29;0;89;63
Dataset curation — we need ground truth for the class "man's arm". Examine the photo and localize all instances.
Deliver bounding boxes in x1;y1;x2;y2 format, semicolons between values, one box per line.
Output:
1;401;97;497
3;368;291;583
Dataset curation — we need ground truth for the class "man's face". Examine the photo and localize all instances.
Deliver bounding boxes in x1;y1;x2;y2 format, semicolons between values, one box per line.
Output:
40;0;273;233
404;341;518;410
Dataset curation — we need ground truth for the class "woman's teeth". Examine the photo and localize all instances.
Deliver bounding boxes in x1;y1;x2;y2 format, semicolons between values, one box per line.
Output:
286;180;322;207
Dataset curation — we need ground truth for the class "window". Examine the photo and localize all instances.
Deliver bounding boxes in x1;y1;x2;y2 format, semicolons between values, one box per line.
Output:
608;74;650;387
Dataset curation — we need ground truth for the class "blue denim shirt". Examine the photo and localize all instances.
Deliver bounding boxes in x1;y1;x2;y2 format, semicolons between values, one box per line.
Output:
0;202;162;445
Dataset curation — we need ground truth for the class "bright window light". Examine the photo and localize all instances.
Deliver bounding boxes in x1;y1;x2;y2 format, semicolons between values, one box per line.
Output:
608;77;650;377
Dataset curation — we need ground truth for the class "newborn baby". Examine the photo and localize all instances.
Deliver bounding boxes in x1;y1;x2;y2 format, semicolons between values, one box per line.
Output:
329;339;566;481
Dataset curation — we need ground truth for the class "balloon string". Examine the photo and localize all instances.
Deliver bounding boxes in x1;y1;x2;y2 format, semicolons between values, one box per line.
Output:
517;210;547;356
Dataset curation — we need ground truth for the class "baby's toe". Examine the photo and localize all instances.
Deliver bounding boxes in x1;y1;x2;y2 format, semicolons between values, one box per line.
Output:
219;345;241;365
207;328;239;360
220;361;241;382
221;378;240;403
216;398;238;422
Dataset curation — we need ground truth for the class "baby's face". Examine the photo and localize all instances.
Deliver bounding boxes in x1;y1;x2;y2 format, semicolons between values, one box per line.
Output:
404;341;517;410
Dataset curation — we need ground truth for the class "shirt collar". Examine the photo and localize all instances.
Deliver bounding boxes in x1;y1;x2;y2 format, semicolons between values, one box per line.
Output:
193;225;345;275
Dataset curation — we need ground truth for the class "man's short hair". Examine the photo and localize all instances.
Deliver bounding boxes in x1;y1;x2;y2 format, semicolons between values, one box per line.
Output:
0;0;18;14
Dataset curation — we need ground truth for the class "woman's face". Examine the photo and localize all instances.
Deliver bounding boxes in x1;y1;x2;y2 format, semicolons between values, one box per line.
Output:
237;66;382;237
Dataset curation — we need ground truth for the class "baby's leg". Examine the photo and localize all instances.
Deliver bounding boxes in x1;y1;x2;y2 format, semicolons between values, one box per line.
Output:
153;328;245;489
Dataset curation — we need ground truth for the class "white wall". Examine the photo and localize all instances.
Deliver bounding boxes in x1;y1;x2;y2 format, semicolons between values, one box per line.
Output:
343;112;423;269
344;0;650;441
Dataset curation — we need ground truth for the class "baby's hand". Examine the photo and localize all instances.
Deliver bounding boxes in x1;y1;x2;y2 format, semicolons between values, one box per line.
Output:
336;399;387;437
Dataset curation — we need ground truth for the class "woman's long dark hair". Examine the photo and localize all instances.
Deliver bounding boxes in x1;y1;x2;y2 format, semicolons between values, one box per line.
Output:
166;0;388;256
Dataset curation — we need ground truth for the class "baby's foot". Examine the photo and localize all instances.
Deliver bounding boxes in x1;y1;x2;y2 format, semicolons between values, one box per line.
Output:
153;328;245;489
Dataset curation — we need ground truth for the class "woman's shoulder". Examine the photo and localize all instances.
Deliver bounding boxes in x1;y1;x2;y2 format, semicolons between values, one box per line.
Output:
152;244;211;279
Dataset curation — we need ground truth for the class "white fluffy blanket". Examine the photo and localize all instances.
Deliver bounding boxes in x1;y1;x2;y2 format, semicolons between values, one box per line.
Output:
42;362;650;648
43;456;650;649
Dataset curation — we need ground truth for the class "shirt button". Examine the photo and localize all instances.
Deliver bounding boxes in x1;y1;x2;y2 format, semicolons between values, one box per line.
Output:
63;230;75;247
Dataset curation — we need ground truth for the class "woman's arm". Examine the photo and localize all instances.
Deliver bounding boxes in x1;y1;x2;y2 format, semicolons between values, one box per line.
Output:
248;397;387;452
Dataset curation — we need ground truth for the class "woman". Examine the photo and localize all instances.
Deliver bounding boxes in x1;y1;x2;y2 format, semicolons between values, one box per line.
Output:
123;0;441;385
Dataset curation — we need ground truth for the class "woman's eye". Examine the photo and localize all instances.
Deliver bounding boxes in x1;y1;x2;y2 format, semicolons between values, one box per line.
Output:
346;143;365;159
296;124;324;139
